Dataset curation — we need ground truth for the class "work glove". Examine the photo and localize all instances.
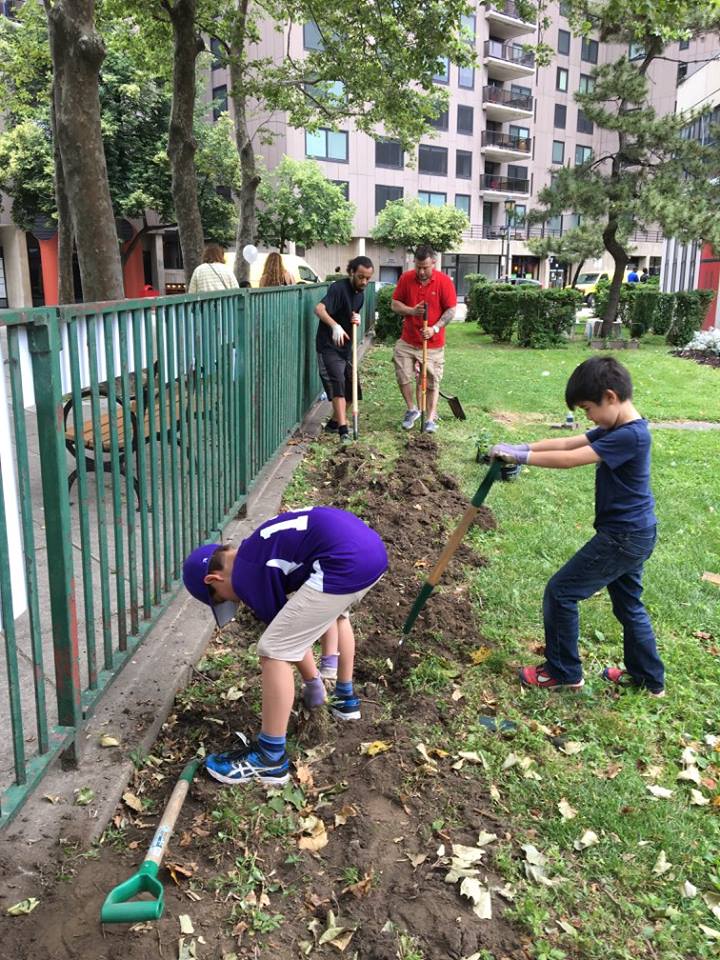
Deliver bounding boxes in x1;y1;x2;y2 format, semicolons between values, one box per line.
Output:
491;442;530;465
332;323;349;346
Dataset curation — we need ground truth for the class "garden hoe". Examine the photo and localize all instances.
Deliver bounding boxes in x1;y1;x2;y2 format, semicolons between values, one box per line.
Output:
100;757;201;924
393;457;502;669
420;301;428;431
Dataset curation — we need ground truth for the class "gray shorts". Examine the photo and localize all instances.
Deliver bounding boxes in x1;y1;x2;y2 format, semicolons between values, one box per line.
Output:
256;579;380;661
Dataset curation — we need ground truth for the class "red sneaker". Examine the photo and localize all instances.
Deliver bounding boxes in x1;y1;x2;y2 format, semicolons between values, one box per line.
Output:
518;664;584;691
601;667;665;698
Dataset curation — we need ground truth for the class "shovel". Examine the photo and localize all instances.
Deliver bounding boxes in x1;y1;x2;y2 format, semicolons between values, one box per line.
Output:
439;390;466;420
100;758;201;923
351;318;359;440
419;301;428;431
393;458;502;667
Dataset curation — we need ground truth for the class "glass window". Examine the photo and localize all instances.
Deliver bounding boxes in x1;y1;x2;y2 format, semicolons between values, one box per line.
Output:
507;164;528;180
575;144;593;165
375;184;403;214
456;150;472;179
418;144;448;175
457;104;474;134
210;37;224;69
305;128;348;161
332;180;349;200
577;109;594;134
511;83;532;98
513;204;527;224
554;103;567;128
433;57;450;84
212;84;228;120
581;37;598;63
303;22;323;50
552;140;565;164
578;74;595;93
629;42;645;61
677;62;688;84
558;29;571;55
679;39;690;50
375;138;403;168
509;124;530;140
418;190;447;206
556;67;568;92
429;109;449;131
549;214;562;235
455;194;471;217
559;0;570;15
461;13;476;38
458;66;475;89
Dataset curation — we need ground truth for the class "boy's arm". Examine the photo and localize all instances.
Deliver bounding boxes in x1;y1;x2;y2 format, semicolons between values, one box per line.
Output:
530;433;591;452
528;445;600;469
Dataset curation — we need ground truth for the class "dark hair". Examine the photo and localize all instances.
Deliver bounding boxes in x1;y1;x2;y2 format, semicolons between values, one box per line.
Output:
347;256;374;273
206;544;233;600
238;280;251;288
565;356;633;408
414;245;436;262
202;244;226;264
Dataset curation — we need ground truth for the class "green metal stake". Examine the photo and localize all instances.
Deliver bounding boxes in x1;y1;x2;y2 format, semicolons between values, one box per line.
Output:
394;459;502;667
101;758;201;923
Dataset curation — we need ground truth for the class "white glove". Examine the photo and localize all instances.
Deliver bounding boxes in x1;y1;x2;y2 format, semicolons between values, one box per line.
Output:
331;323;348;346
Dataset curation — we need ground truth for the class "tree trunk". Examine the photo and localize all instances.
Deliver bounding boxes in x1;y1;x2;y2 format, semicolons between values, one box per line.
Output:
229;18;260;285
45;0;124;303
50;85;75;304
600;219;628;336
166;0;205;286
571;260;585;286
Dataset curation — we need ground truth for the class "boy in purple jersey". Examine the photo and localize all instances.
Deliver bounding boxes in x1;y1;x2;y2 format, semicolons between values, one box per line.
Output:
491;356;664;697
183;507;388;785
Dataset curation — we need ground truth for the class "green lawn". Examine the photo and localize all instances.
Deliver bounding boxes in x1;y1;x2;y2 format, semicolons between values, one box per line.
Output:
358;326;720;960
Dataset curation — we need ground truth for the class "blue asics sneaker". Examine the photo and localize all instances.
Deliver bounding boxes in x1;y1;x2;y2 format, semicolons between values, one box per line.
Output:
205;736;290;786
329;695;361;721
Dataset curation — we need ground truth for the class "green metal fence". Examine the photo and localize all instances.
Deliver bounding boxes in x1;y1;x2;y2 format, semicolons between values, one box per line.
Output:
0;281;374;828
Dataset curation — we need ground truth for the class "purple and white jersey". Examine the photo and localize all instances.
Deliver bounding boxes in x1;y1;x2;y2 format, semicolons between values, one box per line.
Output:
230;507;388;623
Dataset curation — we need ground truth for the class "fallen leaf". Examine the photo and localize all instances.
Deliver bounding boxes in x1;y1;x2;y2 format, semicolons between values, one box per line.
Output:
43;794;62;804
477;831;497;847
99;735;120;748
451;688;465;702
460;877;492;919
179;915;195;935
74;787;95;806
167;861;196;884
407;853;427;869
122;791;143;813
598;762;622;780
489;784;501;802
677;766;702;785
452;843;486;864
458;751;485;765
222;686;243;702
699;925;720;940
342;871;374;898
178;937;198;959
682;880;698;898
653;850;672;877
334;803;359;827
574;830;599;851
502;753;519;771
360;741;391;757
690;789;710;806
295;763;314;788
492;883;516;902
559;741;586;756
7;898;40;916
297;815;328;852
415;743;438;767
524;862;559;887
694;631;714;641
558;798;577;820
469;646;491;665
647;784;673;799
521;843;547;866
681;746;698;766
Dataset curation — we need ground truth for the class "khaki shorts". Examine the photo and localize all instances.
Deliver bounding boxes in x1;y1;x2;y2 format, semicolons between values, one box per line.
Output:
393;339;445;389
256;579;380;661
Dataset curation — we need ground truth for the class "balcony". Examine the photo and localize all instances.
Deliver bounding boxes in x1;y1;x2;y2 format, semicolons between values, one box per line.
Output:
486;1;537;39
481;130;532;160
483;40;535;80
482;85;533;121
464;224;530;241
481;174;530;196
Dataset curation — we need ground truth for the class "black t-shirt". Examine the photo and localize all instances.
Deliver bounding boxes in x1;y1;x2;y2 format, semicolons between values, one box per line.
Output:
316;278;364;354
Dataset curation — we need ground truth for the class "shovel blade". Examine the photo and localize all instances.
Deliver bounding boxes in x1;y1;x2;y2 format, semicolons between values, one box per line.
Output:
100;862;164;924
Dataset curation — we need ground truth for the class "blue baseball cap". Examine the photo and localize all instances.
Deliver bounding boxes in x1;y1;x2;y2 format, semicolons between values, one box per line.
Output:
182;543;238;628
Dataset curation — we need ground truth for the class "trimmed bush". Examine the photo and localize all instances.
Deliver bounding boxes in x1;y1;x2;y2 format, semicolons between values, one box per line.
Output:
626;286;659;338
374;284;402;342
463;274;489;324
517;287;582;348
667;290;714;346
652;292;674;335
475;285;518;341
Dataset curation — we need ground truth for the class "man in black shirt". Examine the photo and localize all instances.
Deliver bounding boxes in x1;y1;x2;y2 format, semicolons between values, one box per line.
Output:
315;256;374;442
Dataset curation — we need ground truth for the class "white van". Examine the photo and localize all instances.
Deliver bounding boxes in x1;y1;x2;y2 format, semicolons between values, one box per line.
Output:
224;251;320;287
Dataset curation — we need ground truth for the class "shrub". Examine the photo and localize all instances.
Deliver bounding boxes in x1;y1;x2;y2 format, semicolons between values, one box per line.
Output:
594;277;610;319
652;292;674;335
683;327;720;355
374;284;402;341
463;274;489;323
476;286;518;341
517;287;582;348
626;286;658;338
324;272;344;282
667;290;714;346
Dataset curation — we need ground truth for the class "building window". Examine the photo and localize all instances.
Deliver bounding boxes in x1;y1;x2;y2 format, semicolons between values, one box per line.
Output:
577;109;594;134
578;74;595;94
559;0;570;15
303;22;323;50
513;204;527;225
556;67;569;92
212;84;228;120
455;194;471;217
433;57;450;84
575;144;593;165
508;164;528;181
581;37;599;63
332;180;350;200
375;184;403;214
305;128;348;161
210;37;224;69
457;104;474;135
629;42;645;61
677;62;688;84
418;144;448;175
552;140;565;164
461;13;476;38
458;66;475;89
554;103;567;128
679;39;690;50
375;138;403;168
509;124;530;140
511;83;532;98
418;190;447;206
456;150;472;179
558;29;571;56
429;109;449;131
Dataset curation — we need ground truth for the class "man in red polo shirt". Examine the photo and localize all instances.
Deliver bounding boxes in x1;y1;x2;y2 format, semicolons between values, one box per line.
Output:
391;245;457;432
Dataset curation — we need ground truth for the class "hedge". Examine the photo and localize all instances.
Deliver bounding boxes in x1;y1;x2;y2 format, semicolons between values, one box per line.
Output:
374;284;403;342
594;281;712;343
667;290;714;346
471;285;582;347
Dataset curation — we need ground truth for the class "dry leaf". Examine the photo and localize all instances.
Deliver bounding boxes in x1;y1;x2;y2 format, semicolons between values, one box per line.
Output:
574;830;599;851
699;925;720;940
415;743;438;767
342;871;373;898
489;784;501;802
477;831;497;847
179;915;195;935
298;815;328;852
694;631;714;641
682;880;698;898
502;753;519;771
647;784;673;799
522;844;547;866
653;850;672;876
334;803;359;827
558;798;577;820
122;791;143;813
690;789;710;806
407;853;427;869
469;646;491;665
559;741;585;756
167;861;196;884
681;746;698;766
43;794;61;804
222;686;243;702
99;735;120;748
451;688;465;702
295;763;314;788
677;766;702;785
458;751;485;765
598;762;622;780
7;898;39;916
360;741;391;757
460;877;492;920
452;843;486;864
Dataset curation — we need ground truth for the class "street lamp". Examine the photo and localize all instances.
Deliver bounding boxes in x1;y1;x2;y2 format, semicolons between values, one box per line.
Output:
504;198;516;279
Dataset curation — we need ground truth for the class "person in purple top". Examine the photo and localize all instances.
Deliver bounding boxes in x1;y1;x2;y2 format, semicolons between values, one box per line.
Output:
183;507;388;785
490;356;664;697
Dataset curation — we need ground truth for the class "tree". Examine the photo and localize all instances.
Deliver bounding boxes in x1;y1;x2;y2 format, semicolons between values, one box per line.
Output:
528;0;720;334
371;198;469;253
255;157;354;252
527;221;620;285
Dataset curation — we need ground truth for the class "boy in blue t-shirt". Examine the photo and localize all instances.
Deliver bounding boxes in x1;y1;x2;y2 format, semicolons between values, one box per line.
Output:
492;356;664;697
183;507;388;785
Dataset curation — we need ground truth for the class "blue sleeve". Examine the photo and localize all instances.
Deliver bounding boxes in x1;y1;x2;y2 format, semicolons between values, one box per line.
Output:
586;427;604;444
589;428;638;470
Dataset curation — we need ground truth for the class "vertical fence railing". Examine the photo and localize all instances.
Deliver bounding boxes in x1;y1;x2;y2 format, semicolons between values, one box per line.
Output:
0;280;376;829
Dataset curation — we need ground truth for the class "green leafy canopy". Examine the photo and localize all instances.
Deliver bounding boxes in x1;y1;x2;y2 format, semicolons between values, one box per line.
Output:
371;198;469;252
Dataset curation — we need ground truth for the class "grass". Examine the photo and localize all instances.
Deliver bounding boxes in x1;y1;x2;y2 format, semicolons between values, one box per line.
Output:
352;326;720;959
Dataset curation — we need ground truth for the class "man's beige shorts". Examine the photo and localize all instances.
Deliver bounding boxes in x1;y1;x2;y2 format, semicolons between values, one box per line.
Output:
393;338;445;388
256;580;379;662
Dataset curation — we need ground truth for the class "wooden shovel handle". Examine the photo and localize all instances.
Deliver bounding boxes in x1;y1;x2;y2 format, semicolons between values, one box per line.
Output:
427;505;478;587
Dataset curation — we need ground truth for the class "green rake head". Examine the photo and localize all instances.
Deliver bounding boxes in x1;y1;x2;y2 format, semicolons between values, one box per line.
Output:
100;860;164;924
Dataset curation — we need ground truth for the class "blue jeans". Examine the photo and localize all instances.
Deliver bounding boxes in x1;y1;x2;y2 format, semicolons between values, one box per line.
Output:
543;526;664;691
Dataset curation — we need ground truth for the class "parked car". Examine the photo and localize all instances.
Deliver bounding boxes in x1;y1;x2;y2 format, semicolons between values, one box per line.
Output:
225;251;320;287
493;276;542;287
573;271;609;307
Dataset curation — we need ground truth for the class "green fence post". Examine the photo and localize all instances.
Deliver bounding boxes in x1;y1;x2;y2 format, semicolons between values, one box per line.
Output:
27;313;81;759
